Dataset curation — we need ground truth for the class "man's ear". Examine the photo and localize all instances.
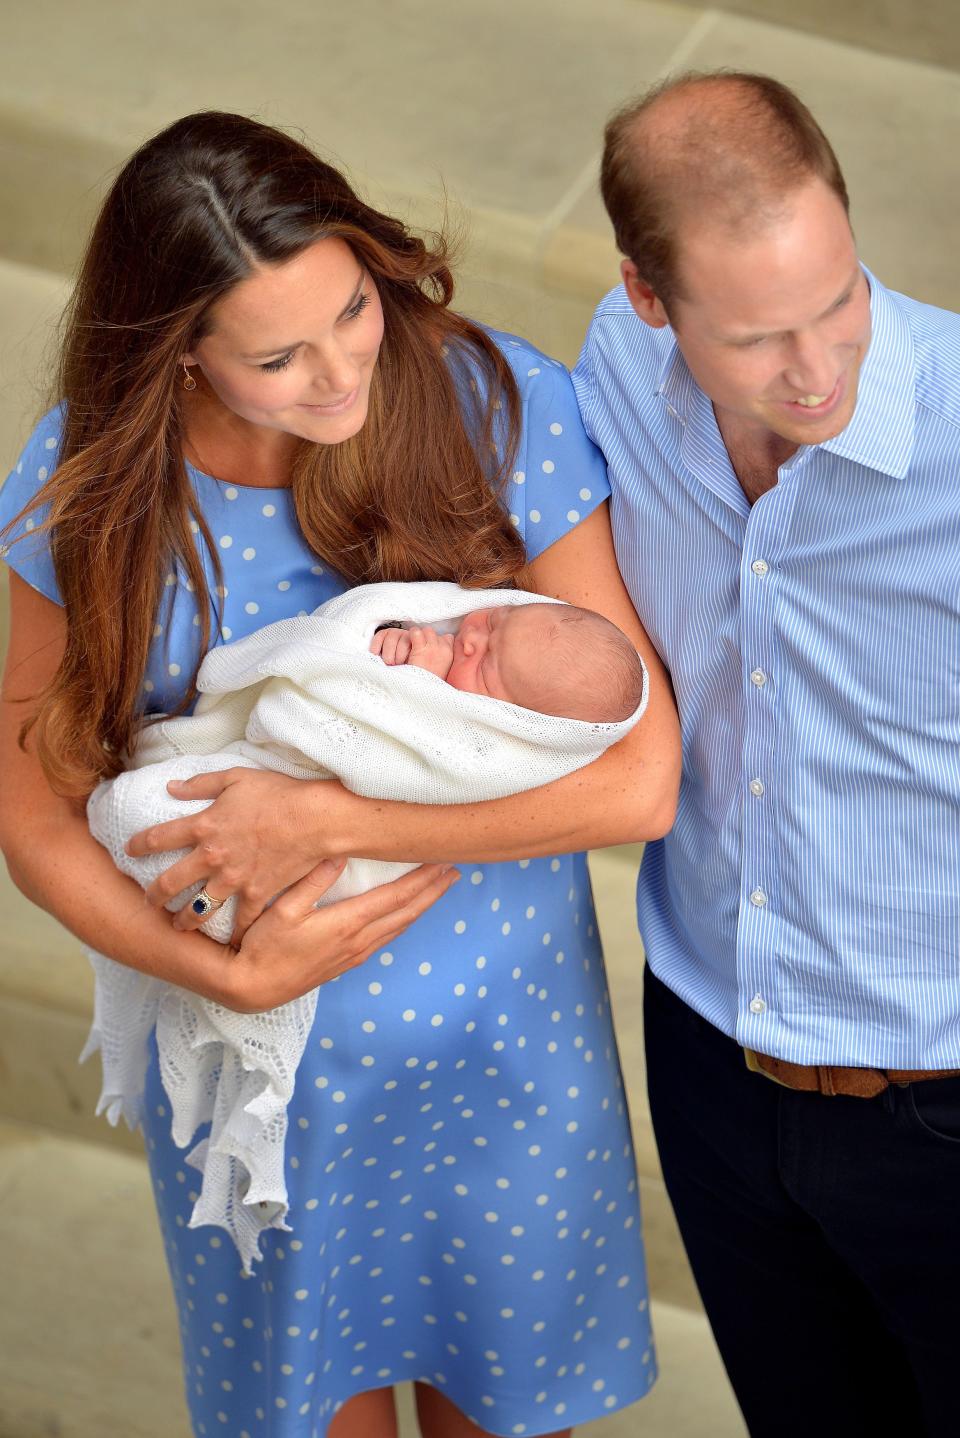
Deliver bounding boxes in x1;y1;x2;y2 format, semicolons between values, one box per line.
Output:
621;260;671;329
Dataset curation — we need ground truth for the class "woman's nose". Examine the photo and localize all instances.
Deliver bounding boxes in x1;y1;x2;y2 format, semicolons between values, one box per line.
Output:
307;345;360;399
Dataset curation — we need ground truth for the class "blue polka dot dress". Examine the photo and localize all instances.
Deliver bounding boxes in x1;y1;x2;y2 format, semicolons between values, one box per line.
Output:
0;332;657;1435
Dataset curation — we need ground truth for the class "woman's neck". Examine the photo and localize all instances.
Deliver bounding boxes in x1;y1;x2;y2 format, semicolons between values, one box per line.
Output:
182;387;299;490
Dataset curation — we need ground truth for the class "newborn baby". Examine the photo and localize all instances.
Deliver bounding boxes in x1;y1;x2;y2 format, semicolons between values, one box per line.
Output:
371;602;643;724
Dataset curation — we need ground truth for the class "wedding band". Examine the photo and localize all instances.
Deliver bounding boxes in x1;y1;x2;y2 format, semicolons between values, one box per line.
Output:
191;886;225;919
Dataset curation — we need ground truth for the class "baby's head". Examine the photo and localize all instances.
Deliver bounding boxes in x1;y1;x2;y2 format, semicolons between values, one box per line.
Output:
448;602;644;723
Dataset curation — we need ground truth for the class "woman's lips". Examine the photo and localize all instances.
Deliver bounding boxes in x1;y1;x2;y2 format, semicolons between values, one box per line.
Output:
298;387;359;414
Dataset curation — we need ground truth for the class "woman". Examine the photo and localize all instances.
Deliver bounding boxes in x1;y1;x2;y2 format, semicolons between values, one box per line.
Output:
0;112;678;1438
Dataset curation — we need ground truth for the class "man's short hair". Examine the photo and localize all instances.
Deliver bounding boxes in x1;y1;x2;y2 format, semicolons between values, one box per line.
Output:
600;70;850;315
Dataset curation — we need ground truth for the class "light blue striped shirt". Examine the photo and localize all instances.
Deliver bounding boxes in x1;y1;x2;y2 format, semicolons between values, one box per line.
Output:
573;272;960;1066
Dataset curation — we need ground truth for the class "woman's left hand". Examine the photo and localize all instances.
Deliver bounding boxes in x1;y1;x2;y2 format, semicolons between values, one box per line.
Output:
125;767;343;941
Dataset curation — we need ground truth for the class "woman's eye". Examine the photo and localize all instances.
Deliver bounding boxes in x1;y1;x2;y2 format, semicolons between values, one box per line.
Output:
260;351;296;373
346;293;371;321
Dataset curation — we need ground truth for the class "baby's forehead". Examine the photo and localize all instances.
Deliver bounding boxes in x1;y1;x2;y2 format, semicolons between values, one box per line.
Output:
500;602;565;642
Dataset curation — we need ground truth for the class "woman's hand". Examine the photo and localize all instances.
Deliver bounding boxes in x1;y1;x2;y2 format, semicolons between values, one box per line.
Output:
125;767;352;942
221;859;460;1013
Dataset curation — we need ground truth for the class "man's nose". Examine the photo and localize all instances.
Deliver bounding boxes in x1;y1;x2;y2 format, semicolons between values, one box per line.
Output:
782;334;836;397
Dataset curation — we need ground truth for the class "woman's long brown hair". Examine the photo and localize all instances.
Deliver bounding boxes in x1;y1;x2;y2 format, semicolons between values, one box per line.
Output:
4;111;526;797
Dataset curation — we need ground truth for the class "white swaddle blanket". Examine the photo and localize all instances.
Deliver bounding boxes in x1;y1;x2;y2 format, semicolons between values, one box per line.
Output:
83;581;648;1270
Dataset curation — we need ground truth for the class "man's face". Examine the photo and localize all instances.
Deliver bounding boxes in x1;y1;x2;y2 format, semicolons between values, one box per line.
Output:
647;179;872;449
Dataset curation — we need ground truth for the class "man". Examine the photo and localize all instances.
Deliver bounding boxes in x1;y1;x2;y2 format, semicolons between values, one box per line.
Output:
572;70;960;1437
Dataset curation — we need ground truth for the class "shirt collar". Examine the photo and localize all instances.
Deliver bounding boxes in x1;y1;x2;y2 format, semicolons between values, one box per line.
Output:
653;266;917;480
818;269;915;479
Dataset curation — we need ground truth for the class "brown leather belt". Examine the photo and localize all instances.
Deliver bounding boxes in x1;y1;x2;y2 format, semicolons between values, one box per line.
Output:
744;1048;960;1099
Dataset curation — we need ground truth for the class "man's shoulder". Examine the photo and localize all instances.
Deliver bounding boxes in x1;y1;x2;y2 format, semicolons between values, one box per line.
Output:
576;286;674;403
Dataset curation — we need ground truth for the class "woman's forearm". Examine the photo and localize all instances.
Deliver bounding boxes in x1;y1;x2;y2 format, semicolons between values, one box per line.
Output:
4;807;237;1002
318;716;678;865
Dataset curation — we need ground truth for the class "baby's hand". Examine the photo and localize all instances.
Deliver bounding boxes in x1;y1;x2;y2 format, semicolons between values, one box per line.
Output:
371;627;412;665
406;626;455;678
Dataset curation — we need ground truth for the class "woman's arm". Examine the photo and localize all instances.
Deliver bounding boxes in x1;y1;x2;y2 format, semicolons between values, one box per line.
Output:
0;573;459;1012
136;503;681;938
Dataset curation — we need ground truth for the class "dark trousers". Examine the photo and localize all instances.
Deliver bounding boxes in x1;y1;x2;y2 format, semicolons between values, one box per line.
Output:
644;965;960;1438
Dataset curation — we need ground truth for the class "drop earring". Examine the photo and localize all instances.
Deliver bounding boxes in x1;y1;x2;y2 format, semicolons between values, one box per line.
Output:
182;360;197;392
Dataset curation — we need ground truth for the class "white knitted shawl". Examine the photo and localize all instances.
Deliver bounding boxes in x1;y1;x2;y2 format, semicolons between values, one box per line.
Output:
83;582;647;1270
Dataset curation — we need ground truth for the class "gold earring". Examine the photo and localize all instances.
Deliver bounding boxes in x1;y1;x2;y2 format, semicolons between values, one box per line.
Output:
182;360;197;392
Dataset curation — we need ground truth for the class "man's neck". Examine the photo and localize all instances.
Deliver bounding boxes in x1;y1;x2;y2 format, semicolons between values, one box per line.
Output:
714;409;797;506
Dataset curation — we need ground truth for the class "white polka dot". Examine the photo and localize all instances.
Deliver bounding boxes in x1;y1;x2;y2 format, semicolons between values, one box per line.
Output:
454;920;466;935
529;510;541;523
527;367;541;377
332;1091;346;1103
37;466;48;481
541;460;555;475
242;547;256;560
549;422;563;436
278;580;291;591
143;679;155;693
311;564;324;575
567;509;581;523
419;962;432;976
219;535;233;549
44;437;57;450
168;663;181;677
510;514;520;527
262;504;276;517
369;982;382;995
224;487;238;500
245;601;260;614
193;613;201;626
579;488;592;501
431;1015;444;1027
164;572;176;587
402;1009;416;1022
189;519;200;533
222;627;232;640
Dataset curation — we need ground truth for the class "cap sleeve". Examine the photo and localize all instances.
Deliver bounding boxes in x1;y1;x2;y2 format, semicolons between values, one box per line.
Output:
501;353;611;564
0;408;64;605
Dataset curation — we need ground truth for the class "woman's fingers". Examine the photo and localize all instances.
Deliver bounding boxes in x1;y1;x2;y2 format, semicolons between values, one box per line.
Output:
346;865;461;958
148;852;214;911
228;857;346;945
165;769;241;801
126;815;205;860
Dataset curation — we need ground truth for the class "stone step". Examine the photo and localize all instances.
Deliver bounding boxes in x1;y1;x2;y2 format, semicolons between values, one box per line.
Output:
0;1116;744;1437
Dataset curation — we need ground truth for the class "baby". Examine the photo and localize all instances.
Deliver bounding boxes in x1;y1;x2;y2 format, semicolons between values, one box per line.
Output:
371;601;644;724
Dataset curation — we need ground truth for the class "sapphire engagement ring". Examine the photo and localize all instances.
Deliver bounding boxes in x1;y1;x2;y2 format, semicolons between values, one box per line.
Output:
191;887;226;919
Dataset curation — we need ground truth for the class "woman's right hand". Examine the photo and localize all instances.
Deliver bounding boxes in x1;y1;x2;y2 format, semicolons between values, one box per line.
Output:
219;859;460;1013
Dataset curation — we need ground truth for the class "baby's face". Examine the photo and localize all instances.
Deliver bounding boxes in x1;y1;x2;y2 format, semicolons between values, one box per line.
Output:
446;605;546;703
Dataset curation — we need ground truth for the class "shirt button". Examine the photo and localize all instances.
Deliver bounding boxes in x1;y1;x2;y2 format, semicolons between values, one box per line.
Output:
749;994;767;1014
749;778;765;797
751;559;769;577
750;668;767;688
750;888;768;908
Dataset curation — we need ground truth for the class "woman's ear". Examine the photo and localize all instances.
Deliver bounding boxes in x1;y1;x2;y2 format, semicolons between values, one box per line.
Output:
621;260;671;330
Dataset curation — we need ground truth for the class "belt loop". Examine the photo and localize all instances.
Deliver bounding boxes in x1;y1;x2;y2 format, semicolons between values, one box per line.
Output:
817;1065;835;1097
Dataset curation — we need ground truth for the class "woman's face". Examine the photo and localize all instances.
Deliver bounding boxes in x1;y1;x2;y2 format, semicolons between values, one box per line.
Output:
183;236;385;445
